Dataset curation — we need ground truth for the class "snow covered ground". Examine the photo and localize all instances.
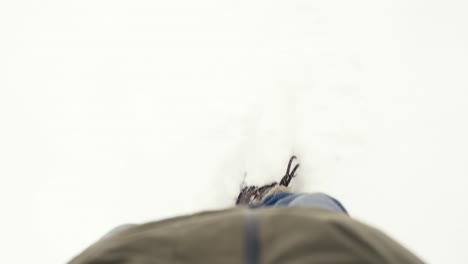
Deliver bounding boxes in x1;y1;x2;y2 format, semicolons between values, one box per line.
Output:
1;1;467;263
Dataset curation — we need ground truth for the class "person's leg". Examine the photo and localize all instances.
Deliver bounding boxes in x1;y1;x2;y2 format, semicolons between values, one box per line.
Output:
258;192;349;215
260;192;298;206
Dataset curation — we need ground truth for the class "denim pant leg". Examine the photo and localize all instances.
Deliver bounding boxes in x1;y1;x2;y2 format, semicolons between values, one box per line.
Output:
260;192;348;214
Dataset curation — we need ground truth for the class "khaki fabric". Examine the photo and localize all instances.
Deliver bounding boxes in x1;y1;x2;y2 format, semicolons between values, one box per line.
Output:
69;207;424;264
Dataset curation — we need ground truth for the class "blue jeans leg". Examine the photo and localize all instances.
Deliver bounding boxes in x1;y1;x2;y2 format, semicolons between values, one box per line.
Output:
259;192;349;215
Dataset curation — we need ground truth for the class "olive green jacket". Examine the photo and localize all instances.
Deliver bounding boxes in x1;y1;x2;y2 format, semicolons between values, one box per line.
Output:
69;207;424;264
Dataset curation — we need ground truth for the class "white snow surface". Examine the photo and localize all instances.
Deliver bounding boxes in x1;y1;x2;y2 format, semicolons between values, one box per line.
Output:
1;1;468;263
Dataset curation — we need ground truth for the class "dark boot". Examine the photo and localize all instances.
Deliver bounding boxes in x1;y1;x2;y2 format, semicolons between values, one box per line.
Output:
236;156;300;205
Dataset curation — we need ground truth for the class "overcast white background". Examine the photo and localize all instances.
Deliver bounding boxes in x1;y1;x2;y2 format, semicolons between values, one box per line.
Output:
1;1;468;263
